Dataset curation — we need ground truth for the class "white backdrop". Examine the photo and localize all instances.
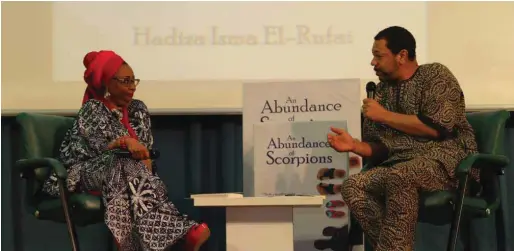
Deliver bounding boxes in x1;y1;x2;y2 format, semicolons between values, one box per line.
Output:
2;2;514;113
51;2;427;82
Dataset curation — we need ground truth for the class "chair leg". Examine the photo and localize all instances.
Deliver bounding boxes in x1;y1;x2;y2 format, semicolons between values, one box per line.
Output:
447;175;469;251
107;232;121;251
495;204;506;251
107;232;114;251
58;180;80;251
348;214;364;246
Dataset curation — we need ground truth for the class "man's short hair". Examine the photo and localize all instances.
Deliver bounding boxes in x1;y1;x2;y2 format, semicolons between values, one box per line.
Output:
374;26;417;60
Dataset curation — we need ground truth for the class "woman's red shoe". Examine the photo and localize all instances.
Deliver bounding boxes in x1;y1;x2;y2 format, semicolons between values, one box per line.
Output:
185;223;211;251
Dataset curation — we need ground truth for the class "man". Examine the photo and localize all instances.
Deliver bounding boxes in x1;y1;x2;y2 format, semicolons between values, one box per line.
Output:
326;26;478;251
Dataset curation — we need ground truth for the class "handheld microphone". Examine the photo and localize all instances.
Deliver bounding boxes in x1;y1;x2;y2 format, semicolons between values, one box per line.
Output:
366;81;377;99
115;148;161;159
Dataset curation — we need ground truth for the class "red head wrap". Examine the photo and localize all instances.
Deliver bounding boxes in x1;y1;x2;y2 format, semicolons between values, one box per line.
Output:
82;50;137;139
82;50;125;104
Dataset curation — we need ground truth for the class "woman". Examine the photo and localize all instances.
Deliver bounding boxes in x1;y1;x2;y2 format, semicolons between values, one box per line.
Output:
41;50;210;251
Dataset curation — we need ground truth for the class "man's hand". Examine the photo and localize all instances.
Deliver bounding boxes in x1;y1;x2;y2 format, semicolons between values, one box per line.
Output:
362;98;390;123
363;98;439;139
328;127;373;157
327;127;356;152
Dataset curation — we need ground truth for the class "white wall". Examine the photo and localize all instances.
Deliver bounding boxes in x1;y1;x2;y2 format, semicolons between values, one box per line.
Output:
2;2;513;114
427;2;514;110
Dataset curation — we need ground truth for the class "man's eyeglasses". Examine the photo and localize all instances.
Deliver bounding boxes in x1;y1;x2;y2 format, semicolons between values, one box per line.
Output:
112;77;140;87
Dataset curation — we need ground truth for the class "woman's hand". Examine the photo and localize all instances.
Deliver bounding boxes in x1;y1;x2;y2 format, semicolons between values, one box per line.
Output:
125;138;150;160
142;159;152;172
108;137;152;170
107;139;119;150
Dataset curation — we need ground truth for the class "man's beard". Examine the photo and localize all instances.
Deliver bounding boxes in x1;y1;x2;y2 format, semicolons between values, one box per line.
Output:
375;70;390;81
375;67;398;82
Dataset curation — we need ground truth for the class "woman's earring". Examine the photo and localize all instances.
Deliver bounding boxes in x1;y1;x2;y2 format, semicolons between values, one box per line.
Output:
104;88;110;98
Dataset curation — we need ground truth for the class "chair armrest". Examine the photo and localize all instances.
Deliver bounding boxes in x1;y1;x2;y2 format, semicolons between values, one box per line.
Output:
361;164;374;173
113;148;161;159
456;153;509;175
16;157;68;180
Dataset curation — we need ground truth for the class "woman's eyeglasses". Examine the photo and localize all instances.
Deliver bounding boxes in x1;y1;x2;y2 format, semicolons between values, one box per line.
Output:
112;77;140;87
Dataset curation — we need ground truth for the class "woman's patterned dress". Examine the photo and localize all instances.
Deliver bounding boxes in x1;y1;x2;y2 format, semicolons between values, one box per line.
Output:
42;99;196;251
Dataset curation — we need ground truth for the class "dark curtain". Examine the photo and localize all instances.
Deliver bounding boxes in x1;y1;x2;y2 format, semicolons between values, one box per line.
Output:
151;115;243;251
1;115;243;251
